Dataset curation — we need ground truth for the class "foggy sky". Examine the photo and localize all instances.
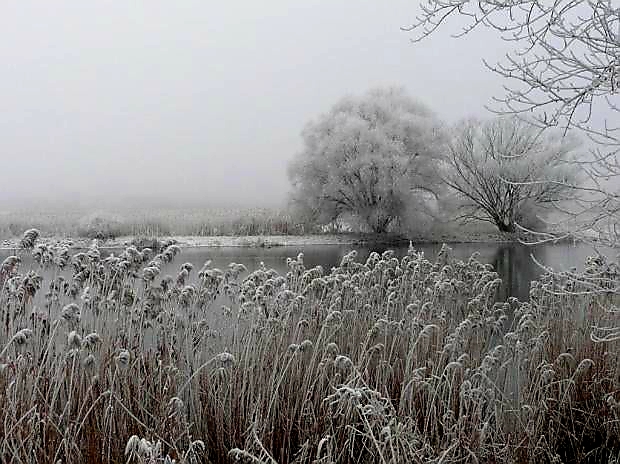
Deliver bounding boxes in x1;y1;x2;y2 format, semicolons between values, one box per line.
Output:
0;1;512;211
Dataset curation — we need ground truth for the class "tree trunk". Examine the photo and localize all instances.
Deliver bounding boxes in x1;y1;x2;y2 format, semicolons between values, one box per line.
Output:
496;220;515;233
372;216;392;234
372;223;388;234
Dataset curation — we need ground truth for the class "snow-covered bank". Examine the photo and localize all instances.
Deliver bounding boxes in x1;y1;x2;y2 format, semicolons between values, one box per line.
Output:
0;231;521;251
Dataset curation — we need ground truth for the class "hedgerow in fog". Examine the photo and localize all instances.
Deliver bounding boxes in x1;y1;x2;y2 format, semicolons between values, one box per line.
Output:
288;87;446;234
444;117;581;233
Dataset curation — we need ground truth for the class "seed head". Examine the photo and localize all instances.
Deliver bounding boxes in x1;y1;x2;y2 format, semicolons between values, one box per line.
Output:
334;355;353;374
326;342;339;357
167;397;184;417
83;332;102;349
19;229;40;249
125;435;140;456
180;262;193;272
13;328;33;347
116;349;131;370
575;358;595;377
143;266;160;282
324;311;342;326
82;354;96;370
60;304;81;326
139;437;152;455
296;319;309;333
67;331;82;350
288;343;300;353
1;256;20;274
300;339;313;352
215;351;235;368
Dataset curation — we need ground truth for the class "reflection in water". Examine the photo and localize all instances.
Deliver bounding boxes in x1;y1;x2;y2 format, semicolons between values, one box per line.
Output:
492;245;538;301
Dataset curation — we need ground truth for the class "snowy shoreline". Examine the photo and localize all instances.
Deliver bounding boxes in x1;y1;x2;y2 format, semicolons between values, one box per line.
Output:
0;232;520;251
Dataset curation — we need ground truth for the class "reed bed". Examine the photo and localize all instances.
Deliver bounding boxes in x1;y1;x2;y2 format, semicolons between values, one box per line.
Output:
1;229;619;463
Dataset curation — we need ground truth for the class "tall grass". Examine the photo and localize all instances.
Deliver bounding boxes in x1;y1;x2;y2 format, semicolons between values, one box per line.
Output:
1;231;619;463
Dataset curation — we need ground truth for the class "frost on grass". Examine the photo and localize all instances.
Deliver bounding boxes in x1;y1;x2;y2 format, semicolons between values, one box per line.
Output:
0;239;619;463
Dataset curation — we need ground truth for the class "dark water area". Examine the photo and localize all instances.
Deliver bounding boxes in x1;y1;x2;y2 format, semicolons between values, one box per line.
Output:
0;242;613;301
169;242;609;301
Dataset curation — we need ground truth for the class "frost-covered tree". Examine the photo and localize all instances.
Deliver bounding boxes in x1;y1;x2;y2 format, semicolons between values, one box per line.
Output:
445;117;582;233
405;1;620;243
288;87;445;233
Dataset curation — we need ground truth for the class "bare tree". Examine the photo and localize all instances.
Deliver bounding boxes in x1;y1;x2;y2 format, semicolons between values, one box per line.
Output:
404;1;620;243
445;117;582;233
288;87;445;234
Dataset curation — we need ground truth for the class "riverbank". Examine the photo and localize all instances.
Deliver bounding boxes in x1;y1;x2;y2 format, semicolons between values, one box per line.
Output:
0;230;526;251
0;207;538;249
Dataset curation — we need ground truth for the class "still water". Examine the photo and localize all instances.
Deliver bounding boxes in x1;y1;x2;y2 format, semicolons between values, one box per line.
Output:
0;242;613;301
170;242;611;301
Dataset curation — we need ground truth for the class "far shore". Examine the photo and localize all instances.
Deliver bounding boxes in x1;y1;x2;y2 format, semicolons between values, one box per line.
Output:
0;231;558;251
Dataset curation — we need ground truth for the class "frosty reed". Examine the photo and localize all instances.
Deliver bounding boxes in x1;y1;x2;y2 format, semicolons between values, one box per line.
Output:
1;229;619;463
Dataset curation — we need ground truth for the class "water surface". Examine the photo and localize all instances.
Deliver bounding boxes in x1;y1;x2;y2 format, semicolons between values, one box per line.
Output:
0;242;612;301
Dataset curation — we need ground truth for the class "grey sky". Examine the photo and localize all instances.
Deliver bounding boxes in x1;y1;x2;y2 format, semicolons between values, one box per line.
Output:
0;1;510;210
